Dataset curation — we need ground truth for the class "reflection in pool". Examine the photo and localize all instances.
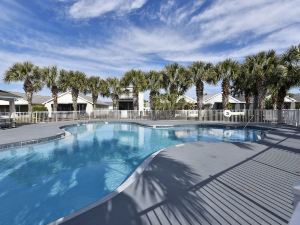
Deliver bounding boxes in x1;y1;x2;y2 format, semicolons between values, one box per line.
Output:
0;122;261;225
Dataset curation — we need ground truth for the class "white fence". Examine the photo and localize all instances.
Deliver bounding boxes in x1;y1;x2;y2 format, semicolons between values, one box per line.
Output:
1;109;300;126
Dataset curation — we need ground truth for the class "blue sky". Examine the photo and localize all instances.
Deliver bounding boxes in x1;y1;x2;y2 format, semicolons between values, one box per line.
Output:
0;0;299;99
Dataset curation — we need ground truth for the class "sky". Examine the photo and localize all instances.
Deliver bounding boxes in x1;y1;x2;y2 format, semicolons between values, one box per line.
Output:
0;0;299;99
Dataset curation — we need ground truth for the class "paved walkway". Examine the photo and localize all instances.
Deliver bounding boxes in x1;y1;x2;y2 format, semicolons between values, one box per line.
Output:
1;121;299;225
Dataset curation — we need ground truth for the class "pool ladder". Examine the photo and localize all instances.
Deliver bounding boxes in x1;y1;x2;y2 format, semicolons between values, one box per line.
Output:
244;115;254;129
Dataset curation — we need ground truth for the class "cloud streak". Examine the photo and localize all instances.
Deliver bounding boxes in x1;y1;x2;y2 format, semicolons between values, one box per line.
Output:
69;0;148;19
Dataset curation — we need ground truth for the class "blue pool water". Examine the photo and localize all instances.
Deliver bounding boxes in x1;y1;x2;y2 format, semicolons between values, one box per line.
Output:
0;123;261;225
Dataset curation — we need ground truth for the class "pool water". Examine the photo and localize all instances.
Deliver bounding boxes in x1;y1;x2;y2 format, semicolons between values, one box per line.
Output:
0;123;261;225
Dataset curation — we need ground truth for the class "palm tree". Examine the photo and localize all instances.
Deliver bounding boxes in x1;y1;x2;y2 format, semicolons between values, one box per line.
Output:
86;76;109;110
189;61;217;110
275;44;300;110
4;61;43;113
216;59;240;109
58;70;86;112
146;70;163;110
248;50;278;110
162;63;192;108
41;66;60;112
107;78;126;110
232;60;256;110
123;69;147;110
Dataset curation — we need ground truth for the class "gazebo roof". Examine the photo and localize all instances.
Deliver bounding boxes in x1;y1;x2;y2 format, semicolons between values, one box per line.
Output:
0;90;20;99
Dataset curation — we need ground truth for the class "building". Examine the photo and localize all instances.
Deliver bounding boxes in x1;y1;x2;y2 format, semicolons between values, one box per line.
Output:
204;93;246;110
178;93;245;110
0;91;109;114
118;86;144;111
43;91;109;116
179;93;300;110
0;90;19;114
291;94;300;109
235;94;298;109
3;92;51;112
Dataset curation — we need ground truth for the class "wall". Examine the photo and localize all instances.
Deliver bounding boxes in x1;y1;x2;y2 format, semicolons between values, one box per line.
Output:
86;103;93;114
138;92;144;111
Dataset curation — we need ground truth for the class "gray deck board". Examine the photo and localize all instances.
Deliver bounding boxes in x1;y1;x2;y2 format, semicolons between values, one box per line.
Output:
210;181;283;225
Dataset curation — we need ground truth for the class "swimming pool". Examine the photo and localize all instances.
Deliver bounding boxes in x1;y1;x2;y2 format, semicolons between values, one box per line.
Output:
0;122;261;225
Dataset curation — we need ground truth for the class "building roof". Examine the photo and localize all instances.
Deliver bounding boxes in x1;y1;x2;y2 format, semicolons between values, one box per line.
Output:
0;90;21;99
178;95;197;103
235;94;300;103
43;91;109;106
1;90;109;106
233;95;254;103
78;93;109;106
203;93;245;104
203;94;218;102
292;93;300;102
10;91;51;104
104;101;113;106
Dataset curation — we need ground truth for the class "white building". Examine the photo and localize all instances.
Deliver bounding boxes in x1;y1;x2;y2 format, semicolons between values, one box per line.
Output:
43;91;109;116
0;90;19;115
203;93;245;110
118;86;144;111
180;93;299;110
0;91;109;114
178;93;245;110
177;95;197;105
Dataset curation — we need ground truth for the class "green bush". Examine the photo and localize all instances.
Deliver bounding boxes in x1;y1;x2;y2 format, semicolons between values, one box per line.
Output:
32;104;48;112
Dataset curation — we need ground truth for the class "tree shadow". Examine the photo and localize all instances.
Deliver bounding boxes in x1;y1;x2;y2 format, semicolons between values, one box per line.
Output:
62;153;211;225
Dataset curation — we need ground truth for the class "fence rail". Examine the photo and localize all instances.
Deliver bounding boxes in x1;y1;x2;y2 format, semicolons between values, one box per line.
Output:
1;109;300;126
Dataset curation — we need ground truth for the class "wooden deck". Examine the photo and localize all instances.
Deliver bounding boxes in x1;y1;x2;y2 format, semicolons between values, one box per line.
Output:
139;138;300;225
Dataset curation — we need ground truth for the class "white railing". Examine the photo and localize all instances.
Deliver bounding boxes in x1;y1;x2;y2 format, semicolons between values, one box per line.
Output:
1;109;300;126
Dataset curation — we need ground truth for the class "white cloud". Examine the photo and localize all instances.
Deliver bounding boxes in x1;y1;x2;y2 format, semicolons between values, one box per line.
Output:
69;0;147;19
157;0;204;25
191;0;300;45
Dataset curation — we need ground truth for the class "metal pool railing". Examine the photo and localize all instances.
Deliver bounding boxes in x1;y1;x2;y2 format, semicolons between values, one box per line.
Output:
1;109;300;126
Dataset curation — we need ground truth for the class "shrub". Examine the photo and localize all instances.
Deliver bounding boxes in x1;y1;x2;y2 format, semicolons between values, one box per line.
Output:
32;104;48;112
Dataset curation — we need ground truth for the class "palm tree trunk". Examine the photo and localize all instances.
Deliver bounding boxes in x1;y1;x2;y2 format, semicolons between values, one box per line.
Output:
196;80;204;110
92;94;98;110
276;87;287;110
222;78;230;109
245;91;251;110
256;79;267;111
133;92;139;110
255;80;267;122
26;91;33;113
271;94;277;110
112;97;119;110
276;87;287;123
71;88;79;112
253;94;258;110
52;86;58;112
149;91;156;110
196;80;204;121
257;88;267;110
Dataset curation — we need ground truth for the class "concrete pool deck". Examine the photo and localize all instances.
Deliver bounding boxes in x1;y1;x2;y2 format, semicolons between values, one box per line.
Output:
1;120;300;225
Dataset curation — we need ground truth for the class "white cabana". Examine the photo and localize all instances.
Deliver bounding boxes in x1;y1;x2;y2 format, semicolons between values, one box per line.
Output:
0;90;19;116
